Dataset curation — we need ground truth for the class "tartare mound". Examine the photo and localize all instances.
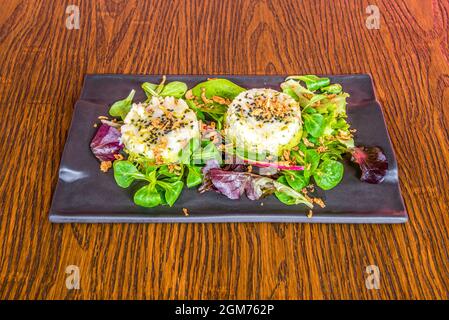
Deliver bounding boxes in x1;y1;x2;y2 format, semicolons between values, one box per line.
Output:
224;88;302;156
120;96;199;163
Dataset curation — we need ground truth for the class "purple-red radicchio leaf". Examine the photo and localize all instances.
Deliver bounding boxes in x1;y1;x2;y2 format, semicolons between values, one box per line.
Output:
207;169;278;201
199;162;313;206
351;146;388;184
209;170;252;200
90;124;123;162
198;160;248;194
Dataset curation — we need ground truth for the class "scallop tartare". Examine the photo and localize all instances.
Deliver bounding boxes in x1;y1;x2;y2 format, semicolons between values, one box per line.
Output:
120;96;200;163
224;88;302;157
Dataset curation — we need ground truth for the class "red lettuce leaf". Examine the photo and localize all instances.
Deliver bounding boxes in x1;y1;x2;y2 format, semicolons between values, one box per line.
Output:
351;146;388;184
198;159;221;193
198;159;262;199
198;160;248;194
208;169;276;200
207;169;308;203
90;124;123;161
209;169;253;199
199;161;313;207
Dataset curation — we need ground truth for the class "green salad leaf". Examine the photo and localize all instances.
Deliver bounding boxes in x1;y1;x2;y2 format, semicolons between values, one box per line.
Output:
282;87;299;101
179;138;201;164
191;78;245;100
321;83;342;94
185;99;206;121
192;141;222;164
303;113;326;138
304;94;328;109
186;165;203;188
283;170;309;192
113;160;146;188
303;149;320;180
141;82;158;98
142;78;188;100
134;184;162;208
281;79;313;106
313;160;344;190
287;75;330;91
157;180;184;206
109;90;135;120
331;93;350;116
160;81;188;98
186;79;246;129
112;158;186;208
274;176;313;208
158;165;183;180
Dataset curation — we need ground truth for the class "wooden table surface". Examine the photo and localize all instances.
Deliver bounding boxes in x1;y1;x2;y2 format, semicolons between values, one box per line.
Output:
1;0;448;300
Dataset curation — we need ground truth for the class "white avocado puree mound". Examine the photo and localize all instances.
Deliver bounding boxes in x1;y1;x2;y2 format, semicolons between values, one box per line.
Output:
224;88;302;157
120;96;200;163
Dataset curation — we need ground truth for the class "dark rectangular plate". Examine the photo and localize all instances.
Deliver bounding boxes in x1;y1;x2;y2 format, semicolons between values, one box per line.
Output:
49;74;407;223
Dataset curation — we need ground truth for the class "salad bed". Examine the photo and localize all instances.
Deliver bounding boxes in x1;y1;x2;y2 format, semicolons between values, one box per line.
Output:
90;75;388;213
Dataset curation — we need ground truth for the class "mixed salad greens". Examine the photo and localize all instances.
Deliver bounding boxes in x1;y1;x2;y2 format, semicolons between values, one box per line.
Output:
90;75;388;211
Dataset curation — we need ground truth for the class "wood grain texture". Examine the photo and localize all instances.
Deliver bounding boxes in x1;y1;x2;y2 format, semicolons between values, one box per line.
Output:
0;0;448;300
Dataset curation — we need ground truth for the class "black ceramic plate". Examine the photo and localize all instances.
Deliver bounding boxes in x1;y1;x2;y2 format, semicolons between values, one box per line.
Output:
49;75;407;223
